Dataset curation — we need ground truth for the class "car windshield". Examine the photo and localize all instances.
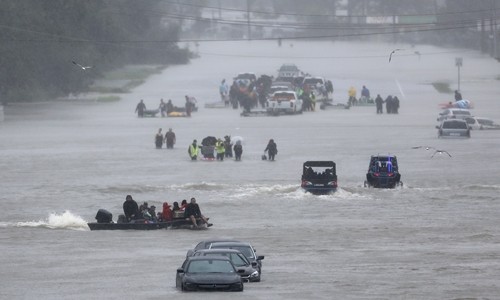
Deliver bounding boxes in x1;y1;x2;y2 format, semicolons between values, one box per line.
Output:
187;259;235;274
211;245;255;259
303;78;324;85
197;252;249;267
443;121;467;129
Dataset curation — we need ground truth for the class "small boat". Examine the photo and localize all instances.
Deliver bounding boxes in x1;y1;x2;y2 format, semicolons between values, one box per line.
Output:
87;209;211;231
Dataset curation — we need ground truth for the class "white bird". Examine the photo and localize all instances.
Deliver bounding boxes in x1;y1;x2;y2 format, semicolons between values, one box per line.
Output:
389;49;404;62
411;146;434;150
72;61;92;70
431;150;452;158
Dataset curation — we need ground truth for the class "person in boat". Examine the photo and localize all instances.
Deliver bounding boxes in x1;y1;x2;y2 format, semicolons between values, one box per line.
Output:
165;128;176;149
184;197;212;228
361;85;370;103
159;99;166;117
264;139;278;161
123;195;140;221
172;201;180;212
180;199;188;210
234;140;243;161
155;128;163;149
166;99;174;114
135;99;146;118
215;138;225;161
148;205;158;222
188;139;199;160
162;202;173;222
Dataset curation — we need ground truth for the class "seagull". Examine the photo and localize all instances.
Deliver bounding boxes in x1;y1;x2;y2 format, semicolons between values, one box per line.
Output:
431;149;452;158
411;146;435;150
389;49;404;62
72;61;92;70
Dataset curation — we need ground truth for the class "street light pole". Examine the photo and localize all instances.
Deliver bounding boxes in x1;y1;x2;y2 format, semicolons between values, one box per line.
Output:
455;57;463;91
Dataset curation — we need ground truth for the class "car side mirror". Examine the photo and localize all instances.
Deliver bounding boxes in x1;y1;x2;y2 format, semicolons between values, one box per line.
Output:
435;126;439;129
177;268;184;274
257;255;265;260
251;261;258;267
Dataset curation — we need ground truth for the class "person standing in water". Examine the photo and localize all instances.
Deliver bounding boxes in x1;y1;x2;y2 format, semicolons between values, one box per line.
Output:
264;139;278;161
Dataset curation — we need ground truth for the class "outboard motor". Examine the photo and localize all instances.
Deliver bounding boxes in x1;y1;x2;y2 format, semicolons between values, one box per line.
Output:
95;209;113;223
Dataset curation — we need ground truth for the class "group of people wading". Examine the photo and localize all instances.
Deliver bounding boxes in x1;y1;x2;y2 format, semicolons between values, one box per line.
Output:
155;128;176;149
188;136;243;161
122;195;212;228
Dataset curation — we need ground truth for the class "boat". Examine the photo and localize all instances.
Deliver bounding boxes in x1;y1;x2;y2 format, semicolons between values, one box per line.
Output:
87;209;211;230
301;161;338;195
320;101;350;110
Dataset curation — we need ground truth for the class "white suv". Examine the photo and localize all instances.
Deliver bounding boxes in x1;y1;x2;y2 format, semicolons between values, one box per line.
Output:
437;108;472;122
267;91;303;115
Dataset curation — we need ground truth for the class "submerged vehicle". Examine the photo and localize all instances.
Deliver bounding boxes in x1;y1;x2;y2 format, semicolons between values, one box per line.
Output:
87;209;211;230
266;91;303;115
301;161;338;195
364;155;402;188
176;256;244;292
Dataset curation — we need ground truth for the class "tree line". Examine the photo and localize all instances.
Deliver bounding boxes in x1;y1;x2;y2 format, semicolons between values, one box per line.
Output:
0;0;191;103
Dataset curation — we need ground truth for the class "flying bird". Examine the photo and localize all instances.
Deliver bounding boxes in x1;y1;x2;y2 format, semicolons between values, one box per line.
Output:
431;149;452;158
389;49;404;62
72;61;92;70
411;146;434;150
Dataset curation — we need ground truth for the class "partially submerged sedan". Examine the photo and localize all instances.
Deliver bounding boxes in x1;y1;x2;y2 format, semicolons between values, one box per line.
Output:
464;117;500;130
176;256;244;292
192;249;260;282
436;119;471;138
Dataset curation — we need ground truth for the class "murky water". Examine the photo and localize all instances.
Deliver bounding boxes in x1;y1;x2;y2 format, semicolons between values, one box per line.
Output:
1;41;500;299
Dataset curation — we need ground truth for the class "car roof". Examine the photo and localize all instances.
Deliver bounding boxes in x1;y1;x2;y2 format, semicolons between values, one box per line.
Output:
210;241;252;247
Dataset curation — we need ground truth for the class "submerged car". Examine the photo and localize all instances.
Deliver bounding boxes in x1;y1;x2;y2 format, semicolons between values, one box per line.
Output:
301;161;338;195
436;108;472;122
209;241;264;280
186;239;240;258
266;91;303;115
364;155;402;188
176;256;244;292
192;249;260;282
276;64;301;82
464;117;500;130
436;119;471;138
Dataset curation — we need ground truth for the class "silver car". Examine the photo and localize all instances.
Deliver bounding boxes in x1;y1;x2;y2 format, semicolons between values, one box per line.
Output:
437;108;472;122
436;119;471;138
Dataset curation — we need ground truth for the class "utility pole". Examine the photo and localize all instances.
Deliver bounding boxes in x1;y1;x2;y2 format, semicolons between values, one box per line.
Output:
493;0;498;60
247;0;251;40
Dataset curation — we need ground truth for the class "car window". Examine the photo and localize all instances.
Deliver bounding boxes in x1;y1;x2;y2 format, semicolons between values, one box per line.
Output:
187;260;235;273
443;121;467;129
465;118;475;124
478;119;493;125
211;244;255;259
272;93;295;101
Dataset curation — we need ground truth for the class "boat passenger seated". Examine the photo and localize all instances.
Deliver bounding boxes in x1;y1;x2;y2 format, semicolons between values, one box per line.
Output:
162;202;173;222
184;197;212;228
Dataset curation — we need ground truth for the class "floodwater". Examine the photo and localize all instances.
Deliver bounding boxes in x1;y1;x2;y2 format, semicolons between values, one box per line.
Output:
1;40;500;299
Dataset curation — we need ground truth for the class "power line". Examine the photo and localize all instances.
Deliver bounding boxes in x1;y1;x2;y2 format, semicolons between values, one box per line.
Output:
163;0;500;19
